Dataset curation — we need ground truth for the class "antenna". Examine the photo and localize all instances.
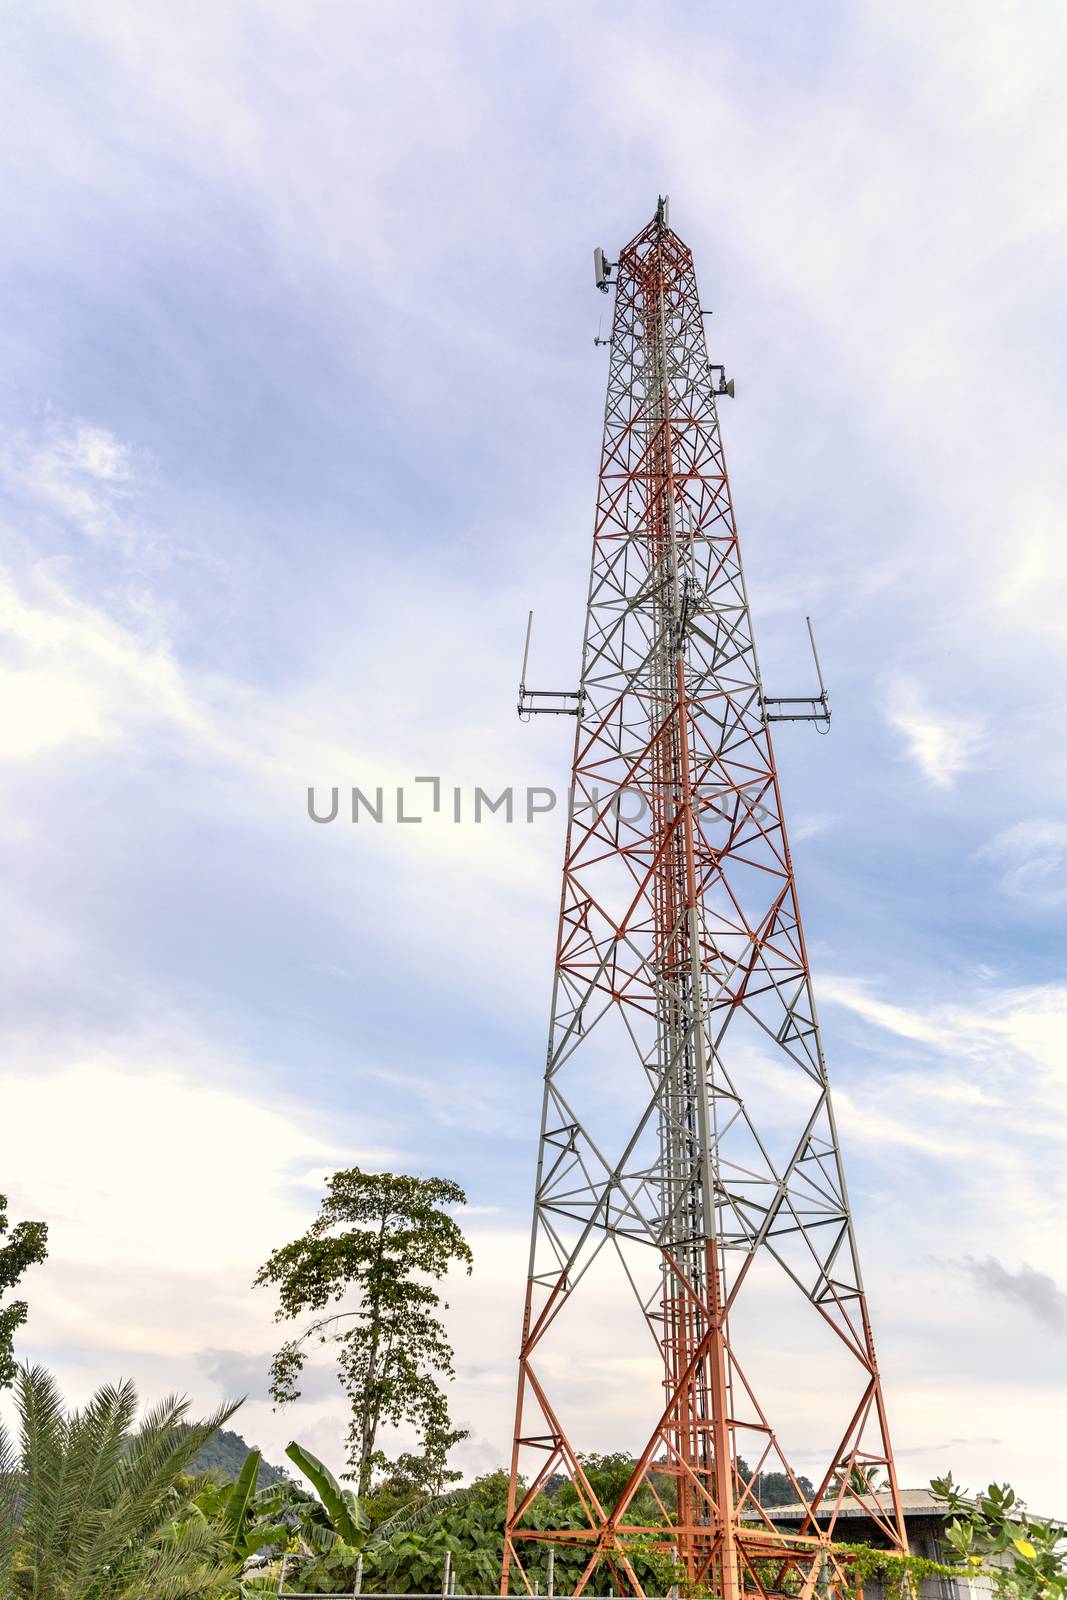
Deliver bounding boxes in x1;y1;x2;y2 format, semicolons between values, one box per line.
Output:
517;611;581;720
709;363;736;399
807;614;828;701
519;609;533;698
593;247;614;293
761;614;831;727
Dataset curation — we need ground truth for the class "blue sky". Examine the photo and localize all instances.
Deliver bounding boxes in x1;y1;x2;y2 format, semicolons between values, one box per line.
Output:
1;0;1066;1511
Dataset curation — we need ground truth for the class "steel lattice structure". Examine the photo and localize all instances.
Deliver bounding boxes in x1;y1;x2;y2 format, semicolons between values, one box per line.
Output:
502;203;906;1600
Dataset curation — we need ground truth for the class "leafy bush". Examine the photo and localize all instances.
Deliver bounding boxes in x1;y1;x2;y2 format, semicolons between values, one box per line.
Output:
932;1475;1066;1600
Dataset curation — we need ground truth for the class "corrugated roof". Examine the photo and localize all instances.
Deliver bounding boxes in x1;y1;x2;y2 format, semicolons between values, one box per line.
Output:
742;1488;955;1521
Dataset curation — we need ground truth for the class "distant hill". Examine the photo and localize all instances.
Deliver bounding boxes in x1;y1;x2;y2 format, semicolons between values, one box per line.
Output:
191;1427;289;1487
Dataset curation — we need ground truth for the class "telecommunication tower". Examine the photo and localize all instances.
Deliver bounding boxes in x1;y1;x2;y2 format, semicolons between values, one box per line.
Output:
503;201;905;1599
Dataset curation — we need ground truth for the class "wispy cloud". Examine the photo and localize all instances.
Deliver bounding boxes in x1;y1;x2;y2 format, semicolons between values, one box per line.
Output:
976;819;1067;907
790;812;836;842
818;974;963;1051
832;1088;971;1158
822;973;1067;1100
361;1064;523;1139
1;419;138;546
894;1436;1003;1457
882;674;984;788
0;560;200;756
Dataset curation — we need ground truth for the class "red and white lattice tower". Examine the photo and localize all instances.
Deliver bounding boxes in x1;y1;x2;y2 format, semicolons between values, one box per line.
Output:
503;201;906;1600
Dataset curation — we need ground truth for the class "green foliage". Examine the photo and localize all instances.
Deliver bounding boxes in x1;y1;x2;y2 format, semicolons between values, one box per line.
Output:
285;1442;369;1547
268;1445;456;1594
275;1473;500;1597
257;1447;936;1598
281;1542;367;1595
932;1474;1066;1600
375;1457;673;1598
225;1449;262;1545
254;1169;474;1493
836;1542;958;1600
0;1198;47;1391
615;1534;699;1599
188;1454;291;1566
846;1465;889;1498
381;1417;470;1499
750;1469;816;1508
538;1452;693;1591
187;1430;288;1489
0;1363;241;1600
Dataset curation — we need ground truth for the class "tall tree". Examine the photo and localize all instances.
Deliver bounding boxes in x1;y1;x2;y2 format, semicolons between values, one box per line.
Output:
0;1196;47;1389
255;1169;473;1494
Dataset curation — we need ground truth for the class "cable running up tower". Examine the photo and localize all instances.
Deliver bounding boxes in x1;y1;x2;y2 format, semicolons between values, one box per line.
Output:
503;201;905;1600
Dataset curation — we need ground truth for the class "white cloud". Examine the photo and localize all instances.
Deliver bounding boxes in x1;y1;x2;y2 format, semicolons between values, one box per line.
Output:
811;967;1067;1505
62;425;131;484
0;536;549;868
997;509;1067;642
823;972;1067;1103
0;562;202;754
819;974;962;1052
4;1049;345;1281
1;419;137;545
0;666;110;757
790;812;836;843
0;1038;524;1477
361;1064;523;1139
831;1088;971;1159
0;1030;389;1456
976;818;1067;907
817;970;1067;1303
882;675;983;788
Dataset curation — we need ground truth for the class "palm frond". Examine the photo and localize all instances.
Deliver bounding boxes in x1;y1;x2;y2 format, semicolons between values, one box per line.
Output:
79;1393;240;1577
10;1369;242;1600
55;1378;138;1579
15;1363;70;1598
0;1414;24;1590
109;1510;238;1600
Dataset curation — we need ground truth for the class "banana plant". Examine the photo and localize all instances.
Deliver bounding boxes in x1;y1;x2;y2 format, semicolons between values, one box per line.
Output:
224;1449;264;1553
189;1447;289;1560
280;1443;490;1594
285;1441;370;1548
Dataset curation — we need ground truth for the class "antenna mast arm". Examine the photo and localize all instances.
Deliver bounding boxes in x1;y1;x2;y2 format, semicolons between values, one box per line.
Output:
516;610;582;719
761;615;831;726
